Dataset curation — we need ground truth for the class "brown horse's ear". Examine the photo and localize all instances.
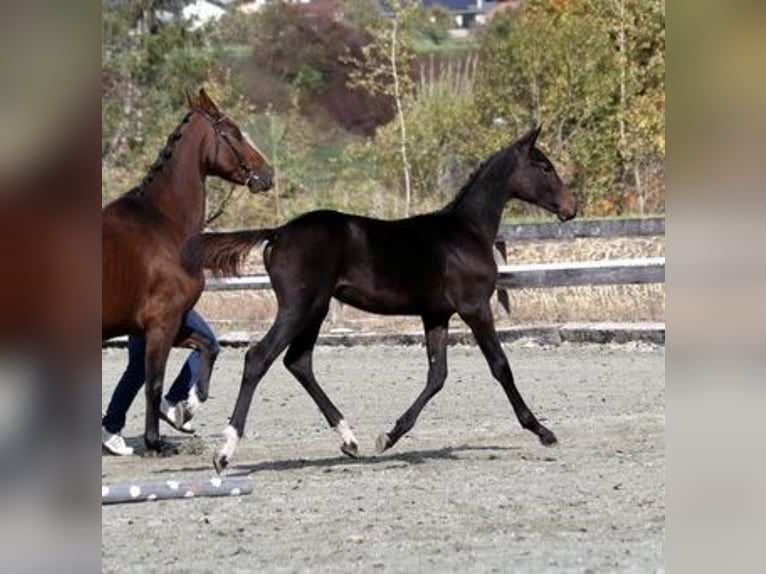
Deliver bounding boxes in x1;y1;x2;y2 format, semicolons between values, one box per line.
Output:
198;87;222;118
518;123;542;150
186;88;198;110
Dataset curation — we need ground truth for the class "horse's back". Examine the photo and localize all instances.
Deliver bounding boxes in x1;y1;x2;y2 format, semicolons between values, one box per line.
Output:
266;209;472;315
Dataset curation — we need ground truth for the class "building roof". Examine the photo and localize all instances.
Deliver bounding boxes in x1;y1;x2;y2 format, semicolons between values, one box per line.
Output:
422;0;495;13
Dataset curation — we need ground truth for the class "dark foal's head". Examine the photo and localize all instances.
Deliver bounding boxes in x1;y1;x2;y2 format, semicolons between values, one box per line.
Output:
503;125;577;221
187;88;274;193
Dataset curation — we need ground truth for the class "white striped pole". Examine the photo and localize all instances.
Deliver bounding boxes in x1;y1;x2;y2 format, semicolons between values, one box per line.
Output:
102;476;253;505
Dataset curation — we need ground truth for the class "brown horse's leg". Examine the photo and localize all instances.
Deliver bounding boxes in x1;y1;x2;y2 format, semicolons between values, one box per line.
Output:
214;312;300;473
283;310;359;458
144;322;180;455
176;330;218;402
376;315;450;454
459;303;557;446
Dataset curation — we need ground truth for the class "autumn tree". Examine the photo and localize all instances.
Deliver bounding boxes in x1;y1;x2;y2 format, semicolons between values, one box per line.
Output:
474;0;665;214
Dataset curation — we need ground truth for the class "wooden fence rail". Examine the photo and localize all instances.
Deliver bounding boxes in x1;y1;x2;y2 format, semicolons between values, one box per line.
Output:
204;218;665;293
496;216;664;242
205;257;665;293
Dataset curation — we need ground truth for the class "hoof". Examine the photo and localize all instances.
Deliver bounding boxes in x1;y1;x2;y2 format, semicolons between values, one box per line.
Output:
340;441;359;459
213;452;229;474
144;438;179;457
538;426;558;446
375;433;390;454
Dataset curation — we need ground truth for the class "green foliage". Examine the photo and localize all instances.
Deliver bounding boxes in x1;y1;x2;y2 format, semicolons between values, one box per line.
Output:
474;0;665;215
102;2;216;170
102;0;664;224
361;55;484;210
413;5;453;45
345;1;417;101
475;1;619;210
338;0;385;30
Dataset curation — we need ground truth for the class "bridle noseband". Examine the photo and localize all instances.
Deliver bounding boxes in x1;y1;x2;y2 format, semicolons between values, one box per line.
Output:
195;109;264;188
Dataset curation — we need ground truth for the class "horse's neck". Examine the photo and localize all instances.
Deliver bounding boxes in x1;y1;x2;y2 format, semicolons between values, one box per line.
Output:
447;178;507;246
143;140;207;239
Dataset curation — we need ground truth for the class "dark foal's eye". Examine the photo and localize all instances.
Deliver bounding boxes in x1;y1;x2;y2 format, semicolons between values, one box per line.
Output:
535;161;553;173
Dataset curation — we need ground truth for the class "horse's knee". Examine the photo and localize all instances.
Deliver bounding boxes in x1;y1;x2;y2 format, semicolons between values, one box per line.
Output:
145;375;163;396
283;352;309;377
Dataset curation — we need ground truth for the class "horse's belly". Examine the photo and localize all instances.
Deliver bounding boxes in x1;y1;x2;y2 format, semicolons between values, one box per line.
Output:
334;286;424;316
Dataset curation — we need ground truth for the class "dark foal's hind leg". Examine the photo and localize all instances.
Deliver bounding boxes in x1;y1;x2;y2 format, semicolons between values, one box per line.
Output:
377;316;450;454
460;304;557;446
213;311;307;473
144;323;181;456
283;311;359;458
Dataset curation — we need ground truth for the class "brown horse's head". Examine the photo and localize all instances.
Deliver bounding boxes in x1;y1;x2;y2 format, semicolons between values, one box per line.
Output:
506;125;577;221
187;88;274;193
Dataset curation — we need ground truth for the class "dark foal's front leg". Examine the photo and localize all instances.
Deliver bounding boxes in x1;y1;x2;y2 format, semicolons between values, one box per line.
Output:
377;316;449;453
283;312;359;458
460;304;556;446
144;325;180;456
214;315;297;473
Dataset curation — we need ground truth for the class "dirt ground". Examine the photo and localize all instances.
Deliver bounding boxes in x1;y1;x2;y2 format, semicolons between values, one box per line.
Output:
102;342;665;573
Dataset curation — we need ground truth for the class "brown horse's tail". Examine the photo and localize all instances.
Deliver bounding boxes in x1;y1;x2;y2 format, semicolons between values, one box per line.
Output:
182;229;275;277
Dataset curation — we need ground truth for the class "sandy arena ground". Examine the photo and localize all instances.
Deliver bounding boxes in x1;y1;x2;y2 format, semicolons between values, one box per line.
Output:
102;342;665;573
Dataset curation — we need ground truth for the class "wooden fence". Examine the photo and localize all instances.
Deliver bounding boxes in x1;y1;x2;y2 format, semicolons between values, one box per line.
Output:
204;217;665;293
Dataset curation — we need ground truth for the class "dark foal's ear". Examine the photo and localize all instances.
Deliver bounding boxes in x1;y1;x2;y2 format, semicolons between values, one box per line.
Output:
517;124;542;152
198;87;222;119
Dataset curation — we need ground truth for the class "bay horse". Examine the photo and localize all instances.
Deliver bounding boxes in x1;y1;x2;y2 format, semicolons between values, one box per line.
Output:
102;88;273;454
187;125;576;472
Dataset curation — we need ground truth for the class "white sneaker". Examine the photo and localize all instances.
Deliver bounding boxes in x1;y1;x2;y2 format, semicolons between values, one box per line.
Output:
102;427;134;456
161;398;195;434
186;384;201;415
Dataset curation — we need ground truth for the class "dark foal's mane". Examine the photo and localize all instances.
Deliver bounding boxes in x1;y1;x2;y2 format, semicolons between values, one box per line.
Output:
441;148;504;212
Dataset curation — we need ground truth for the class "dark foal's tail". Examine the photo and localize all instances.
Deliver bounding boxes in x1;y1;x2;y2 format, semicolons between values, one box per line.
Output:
182;229;275;277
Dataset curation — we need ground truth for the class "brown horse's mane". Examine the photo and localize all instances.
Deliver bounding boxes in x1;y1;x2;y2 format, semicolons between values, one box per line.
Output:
123;111;194;199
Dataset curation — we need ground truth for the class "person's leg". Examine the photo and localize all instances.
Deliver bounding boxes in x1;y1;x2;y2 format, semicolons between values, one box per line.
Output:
160;311;218;433
102;336;146;434
102;336;146;454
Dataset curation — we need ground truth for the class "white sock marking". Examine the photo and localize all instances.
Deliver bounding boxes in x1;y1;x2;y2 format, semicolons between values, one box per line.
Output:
335;419;357;446
221;425;239;459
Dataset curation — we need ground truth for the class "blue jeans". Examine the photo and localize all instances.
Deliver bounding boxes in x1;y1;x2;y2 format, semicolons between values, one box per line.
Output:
102;310;219;434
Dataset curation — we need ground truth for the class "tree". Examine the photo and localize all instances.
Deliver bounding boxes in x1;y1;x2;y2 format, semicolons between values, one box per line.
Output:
474;0;664;214
414;5;453;45
607;0;665;212
102;0;214;163
346;0;418;216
